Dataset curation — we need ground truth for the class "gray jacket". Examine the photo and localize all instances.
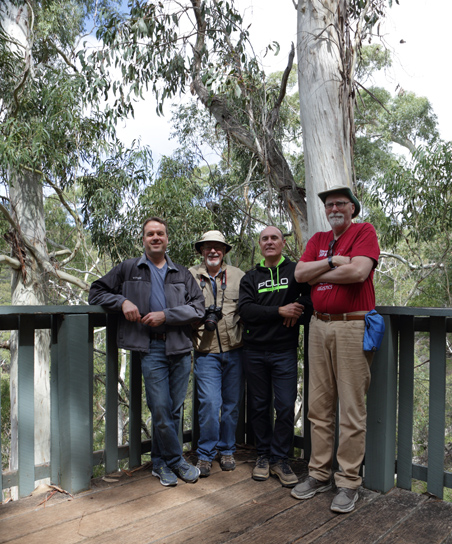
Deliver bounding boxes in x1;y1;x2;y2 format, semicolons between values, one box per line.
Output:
88;254;205;355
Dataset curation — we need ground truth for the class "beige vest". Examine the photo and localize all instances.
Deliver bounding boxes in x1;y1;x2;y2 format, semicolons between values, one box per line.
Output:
188;262;244;354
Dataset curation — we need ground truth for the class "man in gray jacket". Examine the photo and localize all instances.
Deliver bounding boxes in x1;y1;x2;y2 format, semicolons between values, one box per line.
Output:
89;217;205;487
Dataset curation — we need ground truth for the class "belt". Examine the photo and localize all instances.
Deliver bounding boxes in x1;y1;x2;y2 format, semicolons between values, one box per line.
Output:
314;311;366;322
150;333;166;341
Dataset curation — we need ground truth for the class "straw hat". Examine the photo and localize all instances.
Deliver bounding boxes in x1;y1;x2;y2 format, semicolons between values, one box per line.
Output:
194;230;232;254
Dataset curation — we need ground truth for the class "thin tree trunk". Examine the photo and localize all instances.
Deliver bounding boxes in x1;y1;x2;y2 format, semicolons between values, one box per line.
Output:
9;168;51;494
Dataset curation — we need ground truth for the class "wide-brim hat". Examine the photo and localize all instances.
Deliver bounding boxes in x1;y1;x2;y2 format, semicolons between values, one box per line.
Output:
194;230;232;254
317;185;361;218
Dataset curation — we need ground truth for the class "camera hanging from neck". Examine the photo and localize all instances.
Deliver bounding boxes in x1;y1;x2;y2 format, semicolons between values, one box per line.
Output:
200;269;226;353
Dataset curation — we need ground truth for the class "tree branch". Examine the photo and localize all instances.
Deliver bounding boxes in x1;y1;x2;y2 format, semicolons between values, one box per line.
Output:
0;202;89;291
21;164;83;267
0;254;21;270
380;252;444;270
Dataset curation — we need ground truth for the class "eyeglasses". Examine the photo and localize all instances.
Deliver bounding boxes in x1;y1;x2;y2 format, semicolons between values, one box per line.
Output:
324;200;351;210
327;239;337;257
203;244;225;252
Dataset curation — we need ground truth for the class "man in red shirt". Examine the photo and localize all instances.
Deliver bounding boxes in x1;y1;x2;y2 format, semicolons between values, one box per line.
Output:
291;185;380;513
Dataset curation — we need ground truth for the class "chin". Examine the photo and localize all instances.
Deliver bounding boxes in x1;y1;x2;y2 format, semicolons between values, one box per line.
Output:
329;217;344;228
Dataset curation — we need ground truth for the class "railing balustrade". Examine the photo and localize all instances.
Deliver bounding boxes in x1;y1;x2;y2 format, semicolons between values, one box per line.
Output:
1;306;451;500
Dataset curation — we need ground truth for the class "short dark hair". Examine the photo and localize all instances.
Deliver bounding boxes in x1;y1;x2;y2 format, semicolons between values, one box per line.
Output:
142;217;168;236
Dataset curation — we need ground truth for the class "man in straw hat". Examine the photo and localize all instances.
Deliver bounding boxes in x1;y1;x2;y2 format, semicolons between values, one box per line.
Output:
292;186;380;513
189;230;245;476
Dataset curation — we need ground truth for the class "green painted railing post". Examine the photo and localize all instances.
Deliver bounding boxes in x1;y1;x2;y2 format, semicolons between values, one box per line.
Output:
105;314;119;474
397;315;415;490
17;315;35;498
365;314;398;492
428;316;447;498
50;317;61;486
191;377;200;450
57;314;93;494
129;351;142;468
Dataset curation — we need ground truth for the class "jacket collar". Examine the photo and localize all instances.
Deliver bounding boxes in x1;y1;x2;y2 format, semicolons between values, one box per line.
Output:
257;255;286;270
138;253;178;271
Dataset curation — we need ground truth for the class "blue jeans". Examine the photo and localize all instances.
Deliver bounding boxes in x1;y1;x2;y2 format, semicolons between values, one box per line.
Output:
194;348;244;461
243;348;297;463
140;340;192;470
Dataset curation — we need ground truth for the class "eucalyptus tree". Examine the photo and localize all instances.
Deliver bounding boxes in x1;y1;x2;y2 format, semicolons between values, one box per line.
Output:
296;0;399;235
83;0;407;248
0;0;127;491
81;0;309;249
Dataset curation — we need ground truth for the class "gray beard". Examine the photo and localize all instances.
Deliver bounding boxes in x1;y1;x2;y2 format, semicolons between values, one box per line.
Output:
206;257;221;267
328;214;345;228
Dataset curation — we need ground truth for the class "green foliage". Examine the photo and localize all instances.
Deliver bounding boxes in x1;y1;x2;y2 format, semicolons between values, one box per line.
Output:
370;141;452;246
78;0;275;121
355;44;392;82
80;142;153;264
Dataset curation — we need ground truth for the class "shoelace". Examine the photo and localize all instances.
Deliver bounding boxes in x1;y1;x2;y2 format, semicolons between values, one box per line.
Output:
279;461;293;474
256;456;268;467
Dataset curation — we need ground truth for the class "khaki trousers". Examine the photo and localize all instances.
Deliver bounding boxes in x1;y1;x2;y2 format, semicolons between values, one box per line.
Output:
307;316;373;489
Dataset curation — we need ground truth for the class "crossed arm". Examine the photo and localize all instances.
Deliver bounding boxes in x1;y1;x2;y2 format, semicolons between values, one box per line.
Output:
295;255;374;286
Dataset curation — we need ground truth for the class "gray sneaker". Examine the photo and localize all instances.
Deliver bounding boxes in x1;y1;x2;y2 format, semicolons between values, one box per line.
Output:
291;475;332;499
252;455;270;481
330;487;359;513
151;465;178;487
174;460;200;483
270;459;298;488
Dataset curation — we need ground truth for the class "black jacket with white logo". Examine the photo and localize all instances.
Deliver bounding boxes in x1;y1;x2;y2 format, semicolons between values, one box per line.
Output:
238;257;312;351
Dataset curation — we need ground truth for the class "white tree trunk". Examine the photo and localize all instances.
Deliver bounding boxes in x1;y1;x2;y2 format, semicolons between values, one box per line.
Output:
9;167;51;493
2;0;51;494
297;0;354;237
0;1;29;52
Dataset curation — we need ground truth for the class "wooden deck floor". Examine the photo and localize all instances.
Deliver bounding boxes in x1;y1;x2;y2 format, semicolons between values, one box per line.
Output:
2;448;452;544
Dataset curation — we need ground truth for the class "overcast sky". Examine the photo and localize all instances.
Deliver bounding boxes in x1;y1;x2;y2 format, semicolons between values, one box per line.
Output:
119;0;452;161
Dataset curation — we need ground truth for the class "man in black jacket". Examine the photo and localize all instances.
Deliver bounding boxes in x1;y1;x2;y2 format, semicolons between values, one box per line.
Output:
89;217;205;487
238;226;312;488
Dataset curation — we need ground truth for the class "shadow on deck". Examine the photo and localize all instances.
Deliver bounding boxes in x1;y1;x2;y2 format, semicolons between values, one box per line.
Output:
1;448;452;544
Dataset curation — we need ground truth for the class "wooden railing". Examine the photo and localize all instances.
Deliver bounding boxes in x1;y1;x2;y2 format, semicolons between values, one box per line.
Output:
1;306;451;499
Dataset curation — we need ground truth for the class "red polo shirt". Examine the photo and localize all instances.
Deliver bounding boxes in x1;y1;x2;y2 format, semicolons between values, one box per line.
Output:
300;222;380;314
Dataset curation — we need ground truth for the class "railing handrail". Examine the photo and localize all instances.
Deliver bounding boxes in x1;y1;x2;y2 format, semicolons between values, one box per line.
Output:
1;305;452;500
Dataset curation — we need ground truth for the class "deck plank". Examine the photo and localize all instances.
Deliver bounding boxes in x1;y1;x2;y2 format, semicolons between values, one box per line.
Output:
228;488;379;544
298;487;426;544
2;451;452;544
2;460;262;544
378;492;452;544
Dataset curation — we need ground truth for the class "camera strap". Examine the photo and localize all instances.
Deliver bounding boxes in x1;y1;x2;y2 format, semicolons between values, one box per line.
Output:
200;269;227;309
200;269;227;353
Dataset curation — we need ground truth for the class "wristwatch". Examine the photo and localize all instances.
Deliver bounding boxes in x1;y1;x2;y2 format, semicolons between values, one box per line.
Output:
328;255;337;269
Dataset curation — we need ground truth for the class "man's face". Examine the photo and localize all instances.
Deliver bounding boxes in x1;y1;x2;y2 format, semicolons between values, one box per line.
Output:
324;193;355;231
259;227;285;259
201;242;226;270
142;221;168;260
